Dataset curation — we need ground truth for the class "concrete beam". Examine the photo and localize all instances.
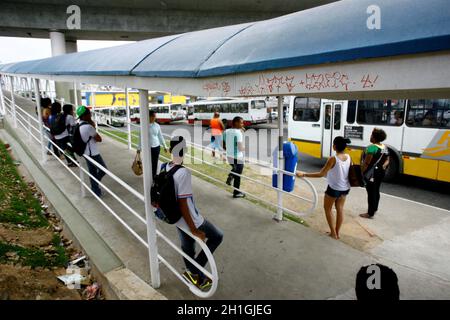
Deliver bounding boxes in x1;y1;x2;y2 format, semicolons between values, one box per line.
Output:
0;2;279;41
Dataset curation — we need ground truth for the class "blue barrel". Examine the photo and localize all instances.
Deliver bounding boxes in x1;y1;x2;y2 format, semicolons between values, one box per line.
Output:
272;142;299;192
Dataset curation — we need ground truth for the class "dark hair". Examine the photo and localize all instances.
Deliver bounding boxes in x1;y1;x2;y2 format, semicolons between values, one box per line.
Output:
80;108;91;119
149;110;156;118
41;97;52;108
63;104;73;115
232;116;243;128
333;136;351;152
355;264;399;301
169;136;187;157
50;102;61;115
371;128;387;143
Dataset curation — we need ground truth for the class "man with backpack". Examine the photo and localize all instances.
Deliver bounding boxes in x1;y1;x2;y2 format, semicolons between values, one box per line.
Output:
152;136;223;291
52;104;77;167
73;106;107;197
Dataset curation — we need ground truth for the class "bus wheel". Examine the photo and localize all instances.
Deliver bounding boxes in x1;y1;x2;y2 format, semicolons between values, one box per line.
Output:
383;152;398;182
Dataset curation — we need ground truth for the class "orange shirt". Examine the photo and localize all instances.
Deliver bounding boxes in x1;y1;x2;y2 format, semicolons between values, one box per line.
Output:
210;118;223;136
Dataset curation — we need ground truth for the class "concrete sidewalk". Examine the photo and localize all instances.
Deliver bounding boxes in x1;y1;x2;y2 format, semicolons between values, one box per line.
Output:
2;91;450;299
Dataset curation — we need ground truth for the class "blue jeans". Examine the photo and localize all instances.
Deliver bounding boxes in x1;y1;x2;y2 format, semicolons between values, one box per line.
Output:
177;220;223;279
86;154;107;197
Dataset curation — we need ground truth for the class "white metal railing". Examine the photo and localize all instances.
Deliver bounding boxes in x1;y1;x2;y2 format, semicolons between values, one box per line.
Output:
1;91;218;298
107;113;318;217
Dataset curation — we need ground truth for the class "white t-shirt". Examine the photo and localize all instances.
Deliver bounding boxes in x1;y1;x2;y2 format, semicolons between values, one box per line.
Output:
165;162;205;229
54;114;76;140
79;121;100;156
224;128;244;160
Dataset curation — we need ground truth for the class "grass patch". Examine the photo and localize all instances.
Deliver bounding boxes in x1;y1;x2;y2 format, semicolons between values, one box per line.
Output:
0;141;48;228
101;128;308;227
0;237;68;268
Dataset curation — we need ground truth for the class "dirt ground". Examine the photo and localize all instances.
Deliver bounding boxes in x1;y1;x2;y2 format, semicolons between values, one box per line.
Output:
0;264;81;300
0;142;101;300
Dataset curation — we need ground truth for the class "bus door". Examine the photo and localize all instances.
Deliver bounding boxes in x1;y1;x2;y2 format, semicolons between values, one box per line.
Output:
322;102;345;157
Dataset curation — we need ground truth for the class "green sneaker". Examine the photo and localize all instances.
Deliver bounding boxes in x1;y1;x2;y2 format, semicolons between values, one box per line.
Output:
198;276;213;291
182;271;200;287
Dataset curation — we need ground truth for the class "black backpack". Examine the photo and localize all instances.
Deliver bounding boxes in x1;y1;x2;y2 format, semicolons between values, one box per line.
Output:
151;163;183;224
50;114;67;135
71;122;91;157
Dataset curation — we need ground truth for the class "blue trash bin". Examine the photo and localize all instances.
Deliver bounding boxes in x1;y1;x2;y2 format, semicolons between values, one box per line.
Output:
272;142;299;192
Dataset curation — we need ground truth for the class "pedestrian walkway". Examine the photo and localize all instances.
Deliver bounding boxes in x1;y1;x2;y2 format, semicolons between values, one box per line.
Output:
2;91;450;299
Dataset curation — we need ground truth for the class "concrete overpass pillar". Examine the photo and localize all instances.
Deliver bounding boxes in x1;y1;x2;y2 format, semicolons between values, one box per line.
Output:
50;31;81;105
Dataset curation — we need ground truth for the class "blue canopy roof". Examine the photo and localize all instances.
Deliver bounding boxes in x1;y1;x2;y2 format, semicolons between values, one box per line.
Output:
1;0;449;78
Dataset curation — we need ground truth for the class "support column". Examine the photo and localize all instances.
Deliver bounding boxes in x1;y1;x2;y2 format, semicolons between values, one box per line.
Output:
50;31;79;103
274;96;284;222
125;87;132;150
139;89;160;288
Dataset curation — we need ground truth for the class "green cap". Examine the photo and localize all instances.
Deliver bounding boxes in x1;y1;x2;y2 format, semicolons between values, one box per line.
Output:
76;105;88;118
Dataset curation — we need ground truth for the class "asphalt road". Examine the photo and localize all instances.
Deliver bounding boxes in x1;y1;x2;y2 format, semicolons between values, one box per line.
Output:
155;120;450;211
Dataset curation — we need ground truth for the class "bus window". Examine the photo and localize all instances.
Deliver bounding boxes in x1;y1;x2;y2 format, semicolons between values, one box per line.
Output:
252;100;266;109
406;99;450;128
346;101;357;124
324;104;331;129
293;97;321;122
357;100;405;126
239;103;249;113
221;103;230;113
334;104;341;130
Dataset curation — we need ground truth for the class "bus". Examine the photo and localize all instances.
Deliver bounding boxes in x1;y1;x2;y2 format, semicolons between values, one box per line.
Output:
93;106;127;127
187;98;267;127
288;97;450;182
149;103;185;124
129;104;186;124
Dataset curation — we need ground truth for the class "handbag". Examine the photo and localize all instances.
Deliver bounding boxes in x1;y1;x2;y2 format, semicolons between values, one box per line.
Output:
132;151;143;176
348;162;364;187
363;153;385;183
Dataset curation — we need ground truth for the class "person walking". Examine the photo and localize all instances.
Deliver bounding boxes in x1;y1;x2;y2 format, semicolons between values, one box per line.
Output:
76;106;107;197
54;104;77;167
296;136;352;239
48;101;62;158
138;110;167;179
209;112;225;158
164;136;223;290
223;116;246;198
360;128;390;219
40;97;53;155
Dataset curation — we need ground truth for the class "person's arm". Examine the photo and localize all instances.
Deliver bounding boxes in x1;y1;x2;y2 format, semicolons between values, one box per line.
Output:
361;145;377;172
237;131;245;151
178;198;205;240
157;125;168;151
89;125;102;142
296;157;336;178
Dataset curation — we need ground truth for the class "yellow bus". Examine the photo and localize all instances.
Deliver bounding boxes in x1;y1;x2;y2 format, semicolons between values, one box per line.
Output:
288;97;450;182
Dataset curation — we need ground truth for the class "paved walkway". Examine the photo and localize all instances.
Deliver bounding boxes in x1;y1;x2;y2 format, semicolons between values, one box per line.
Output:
2;91;450;299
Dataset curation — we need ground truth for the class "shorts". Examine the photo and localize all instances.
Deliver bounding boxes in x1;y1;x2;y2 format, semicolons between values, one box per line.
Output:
325;185;350;199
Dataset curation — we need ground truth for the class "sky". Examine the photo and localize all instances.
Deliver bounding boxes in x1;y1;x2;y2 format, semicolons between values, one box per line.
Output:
0;37;134;64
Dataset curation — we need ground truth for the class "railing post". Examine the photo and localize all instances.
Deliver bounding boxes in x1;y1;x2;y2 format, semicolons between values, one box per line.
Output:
28;114;33;142
33;78;47;163
73;82;78;106
10;76;17;128
0;75;5;115
125;87;132;150
139;88;160;288
274;96;284;222
79;165;86;198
